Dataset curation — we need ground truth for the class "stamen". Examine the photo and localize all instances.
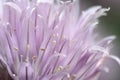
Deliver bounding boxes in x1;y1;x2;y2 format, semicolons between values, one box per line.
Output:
71;39;77;43
69;39;77;47
55;65;70;73
40;48;45;51
52;40;57;44
25;57;29;63
55;66;64;72
14;47;18;51
57;66;64;71
26;44;30;63
52;33;59;38
20;55;23;62
67;74;76;80
14;28;16;32
65;65;70;69
26;44;30;50
62;35;65;40
52;34;56;38
69;74;76;80
32;56;37;60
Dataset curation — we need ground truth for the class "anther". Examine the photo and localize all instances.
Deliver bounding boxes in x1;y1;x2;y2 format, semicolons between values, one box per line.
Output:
52;34;56;38
70;74;76;80
32;56;37;60
62;35;65;40
52;40;57;44
14;28;16;32
40;48;45;51
20;54;23;62
14;47;18;51
65;65;70;69
57;66;64;71
25;57;29;63
27;44;30;50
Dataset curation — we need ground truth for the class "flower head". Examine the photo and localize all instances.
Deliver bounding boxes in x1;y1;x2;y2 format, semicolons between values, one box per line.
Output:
0;0;119;80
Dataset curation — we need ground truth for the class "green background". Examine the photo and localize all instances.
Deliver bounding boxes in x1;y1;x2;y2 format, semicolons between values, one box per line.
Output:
79;0;120;80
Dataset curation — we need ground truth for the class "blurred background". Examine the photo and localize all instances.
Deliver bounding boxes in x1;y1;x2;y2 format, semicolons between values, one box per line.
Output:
79;0;120;80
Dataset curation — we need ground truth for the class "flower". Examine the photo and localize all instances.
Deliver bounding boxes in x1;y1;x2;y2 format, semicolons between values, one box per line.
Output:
0;0;119;80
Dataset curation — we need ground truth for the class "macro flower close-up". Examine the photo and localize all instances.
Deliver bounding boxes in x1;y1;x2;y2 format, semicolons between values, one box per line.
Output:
0;0;119;80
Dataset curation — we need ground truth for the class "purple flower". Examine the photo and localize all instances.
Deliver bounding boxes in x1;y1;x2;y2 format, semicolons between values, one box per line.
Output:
0;0;119;80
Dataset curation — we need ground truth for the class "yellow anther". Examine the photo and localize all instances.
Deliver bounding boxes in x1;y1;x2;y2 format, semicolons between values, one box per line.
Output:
27;44;30;50
71;39;77;43
70;74;76;80
52;40;57;44
40;48;45;51
20;54;23;62
14;28;16;31
14;47;18;51
69;39;77;47
53;34;56;38
62;35;65;40
20;54;23;57
32;56;37;60
65;65;70;69
57;66;64;71
25;57;29;63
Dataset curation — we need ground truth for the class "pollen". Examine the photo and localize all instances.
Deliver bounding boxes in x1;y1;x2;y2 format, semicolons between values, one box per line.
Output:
65;65;70;69
62;35;65;40
55;66;64;72
25;57;29;63
27;44;30;50
52;40;57;44
32;56;37;60
52;34;56;38
40;48;46;51
14;28;16;32
69;74;76;80
14;47;18;51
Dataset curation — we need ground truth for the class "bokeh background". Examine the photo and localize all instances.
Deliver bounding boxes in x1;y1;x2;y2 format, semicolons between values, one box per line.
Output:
79;0;120;80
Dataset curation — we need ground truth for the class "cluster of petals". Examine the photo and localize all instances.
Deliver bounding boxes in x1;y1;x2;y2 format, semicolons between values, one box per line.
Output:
0;0;119;80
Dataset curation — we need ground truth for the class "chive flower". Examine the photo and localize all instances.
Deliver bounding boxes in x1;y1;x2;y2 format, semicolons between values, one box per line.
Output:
0;0;119;80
